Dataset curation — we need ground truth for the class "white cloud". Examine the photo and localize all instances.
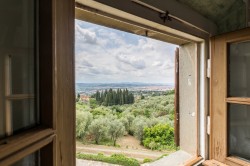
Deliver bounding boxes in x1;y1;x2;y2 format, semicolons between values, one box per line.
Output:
75;19;177;84
152;61;163;67
116;54;146;70
75;25;97;44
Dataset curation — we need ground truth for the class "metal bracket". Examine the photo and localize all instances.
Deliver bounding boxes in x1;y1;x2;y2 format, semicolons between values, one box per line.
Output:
207;59;211;78
159;11;172;22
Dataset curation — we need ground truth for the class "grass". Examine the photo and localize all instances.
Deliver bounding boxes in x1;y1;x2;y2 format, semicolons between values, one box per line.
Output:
76;153;140;166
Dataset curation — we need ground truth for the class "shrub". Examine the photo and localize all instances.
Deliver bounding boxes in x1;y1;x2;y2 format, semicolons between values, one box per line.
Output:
76;153;140;166
143;158;153;163
143;124;175;150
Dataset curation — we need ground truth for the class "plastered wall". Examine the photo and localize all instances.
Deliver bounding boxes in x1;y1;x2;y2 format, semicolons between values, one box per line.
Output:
179;43;197;155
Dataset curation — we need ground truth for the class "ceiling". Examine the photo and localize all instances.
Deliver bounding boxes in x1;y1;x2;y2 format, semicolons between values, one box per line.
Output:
176;0;246;33
177;0;238;22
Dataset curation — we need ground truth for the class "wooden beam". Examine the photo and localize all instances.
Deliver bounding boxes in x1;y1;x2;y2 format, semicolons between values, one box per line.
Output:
76;0;206;41
54;0;76;165
84;0;217;36
138;0;217;35
75;4;193;45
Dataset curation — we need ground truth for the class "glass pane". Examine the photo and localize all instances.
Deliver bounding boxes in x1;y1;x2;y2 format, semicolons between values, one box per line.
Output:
11;151;40;166
11;99;38;133
10;53;35;94
228;104;250;161
0;0;38;137
228;41;250;97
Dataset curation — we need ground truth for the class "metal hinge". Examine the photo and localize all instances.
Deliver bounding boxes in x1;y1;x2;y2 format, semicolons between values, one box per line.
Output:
207;59;211;78
207;116;210;135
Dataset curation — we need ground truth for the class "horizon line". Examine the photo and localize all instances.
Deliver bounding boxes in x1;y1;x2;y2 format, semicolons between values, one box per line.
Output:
76;82;174;84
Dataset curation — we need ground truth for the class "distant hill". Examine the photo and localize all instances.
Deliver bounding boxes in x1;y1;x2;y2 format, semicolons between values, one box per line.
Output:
76;82;174;95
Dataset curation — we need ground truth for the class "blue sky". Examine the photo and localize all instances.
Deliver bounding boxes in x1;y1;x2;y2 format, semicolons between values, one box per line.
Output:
75;19;177;84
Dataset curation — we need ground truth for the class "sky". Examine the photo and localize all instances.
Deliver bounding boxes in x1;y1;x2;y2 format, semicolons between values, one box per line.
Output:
75;19;177;84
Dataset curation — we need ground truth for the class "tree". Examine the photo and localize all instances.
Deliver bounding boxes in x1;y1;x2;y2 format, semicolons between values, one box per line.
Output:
108;119;125;146
88;118;108;144
76;110;93;140
124;113;135;133
96;90;100;102
93;89;135;106
131;116;149;143
120;117;129;133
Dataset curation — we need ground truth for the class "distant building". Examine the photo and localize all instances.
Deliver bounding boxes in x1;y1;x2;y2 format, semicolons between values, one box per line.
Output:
80;94;90;103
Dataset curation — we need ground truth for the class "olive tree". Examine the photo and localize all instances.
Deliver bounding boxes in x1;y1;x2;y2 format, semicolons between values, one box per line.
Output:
76;110;93;140
88;118;108;144
131;116;149;143
108;119;125;146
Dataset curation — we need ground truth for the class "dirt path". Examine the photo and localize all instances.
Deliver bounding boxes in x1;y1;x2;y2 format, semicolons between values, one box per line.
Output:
76;135;173;162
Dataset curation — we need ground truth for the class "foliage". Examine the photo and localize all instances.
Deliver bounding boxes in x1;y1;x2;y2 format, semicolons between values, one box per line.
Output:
76;90;175;150
131;116;150;143
143;158;153;163
108;119;125;146
90;106;112;118
92;88;135;106
89;98;98;108
143;124;175;150
76;153;140;166
88;118;109;144
121;113;135;134
76;110;93;139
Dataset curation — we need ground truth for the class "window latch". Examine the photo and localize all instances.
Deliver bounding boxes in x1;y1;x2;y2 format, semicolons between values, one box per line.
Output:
207;59;211;78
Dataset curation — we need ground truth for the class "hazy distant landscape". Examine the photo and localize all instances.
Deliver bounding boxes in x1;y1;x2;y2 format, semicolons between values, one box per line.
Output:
76;83;174;96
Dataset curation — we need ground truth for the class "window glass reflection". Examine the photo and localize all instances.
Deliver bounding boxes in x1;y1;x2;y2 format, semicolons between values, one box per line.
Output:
228;41;250;97
0;0;38;138
11;152;40;166
228;104;250;161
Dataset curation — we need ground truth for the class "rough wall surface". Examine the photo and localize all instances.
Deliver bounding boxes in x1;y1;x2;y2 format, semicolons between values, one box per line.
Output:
217;0;246;34
177;0;246;34
179;43;197;155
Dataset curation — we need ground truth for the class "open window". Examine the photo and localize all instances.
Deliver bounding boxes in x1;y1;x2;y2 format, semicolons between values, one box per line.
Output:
75;1;208;165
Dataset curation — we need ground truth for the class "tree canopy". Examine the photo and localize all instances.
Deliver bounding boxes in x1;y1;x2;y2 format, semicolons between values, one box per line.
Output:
92;89;135;106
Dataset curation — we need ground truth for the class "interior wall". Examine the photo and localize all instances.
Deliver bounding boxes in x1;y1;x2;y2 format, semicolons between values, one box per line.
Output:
179;43;197;155
217;0;246;34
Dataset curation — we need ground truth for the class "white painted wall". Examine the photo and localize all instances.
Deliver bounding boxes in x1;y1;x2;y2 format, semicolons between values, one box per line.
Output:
179;43;197;155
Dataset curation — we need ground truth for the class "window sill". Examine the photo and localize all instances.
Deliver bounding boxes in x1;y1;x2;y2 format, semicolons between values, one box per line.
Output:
226;156;250;166
0;127;55;160
182;156;203;166
203;159;228;166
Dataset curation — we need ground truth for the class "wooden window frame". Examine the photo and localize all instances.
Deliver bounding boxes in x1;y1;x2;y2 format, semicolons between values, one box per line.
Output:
0;0;75;165
76;2;206;165
210;28;250;166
